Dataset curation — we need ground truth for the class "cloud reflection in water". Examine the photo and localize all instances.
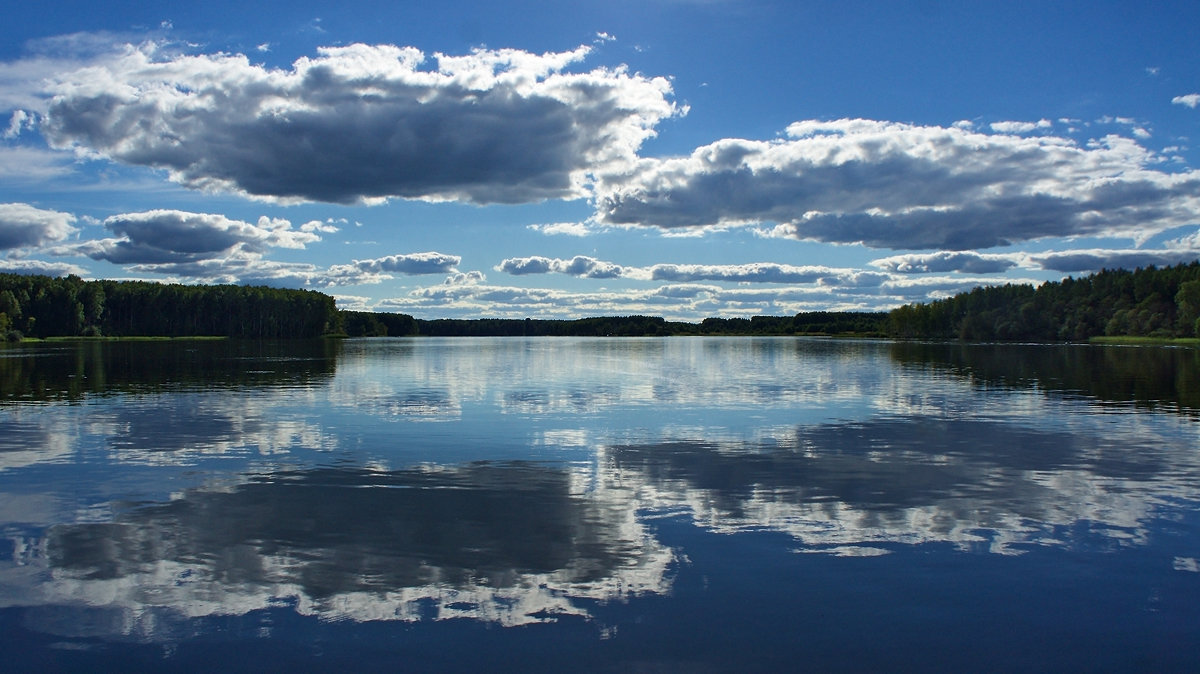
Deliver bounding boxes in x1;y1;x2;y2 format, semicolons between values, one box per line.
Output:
1;338;1198;649
26;462;673;638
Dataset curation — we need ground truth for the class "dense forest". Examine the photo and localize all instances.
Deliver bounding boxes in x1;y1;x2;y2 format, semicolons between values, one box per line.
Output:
0;274;339;339
340;312;889;337
6;263;1198;343
886;263;1200;341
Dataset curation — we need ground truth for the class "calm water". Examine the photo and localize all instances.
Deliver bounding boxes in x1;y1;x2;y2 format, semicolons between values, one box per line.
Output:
1;337;1198;672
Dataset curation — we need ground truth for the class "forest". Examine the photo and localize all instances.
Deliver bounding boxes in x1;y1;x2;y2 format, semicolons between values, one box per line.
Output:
340;312;889;337
4;263;1198;343
885;262;1200;341
0;274;339;339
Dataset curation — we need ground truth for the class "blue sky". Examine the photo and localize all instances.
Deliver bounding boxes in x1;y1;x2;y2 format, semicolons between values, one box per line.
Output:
2;0;1198;319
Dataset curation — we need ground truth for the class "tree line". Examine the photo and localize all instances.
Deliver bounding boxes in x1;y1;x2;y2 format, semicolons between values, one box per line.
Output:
340;311;890;337
0;274;339;339
12;263;1195;343
885;263;1200;341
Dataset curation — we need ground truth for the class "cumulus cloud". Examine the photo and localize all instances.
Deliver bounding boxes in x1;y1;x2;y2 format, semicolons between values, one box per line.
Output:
870;251;1022;274
349;252;461;275
444;270;486;285
307;252;462;289
496;255;629;279
1173;94;1200;108
595;118;1200;250
37;42;680;204
0;202;78;249
64;210;320;265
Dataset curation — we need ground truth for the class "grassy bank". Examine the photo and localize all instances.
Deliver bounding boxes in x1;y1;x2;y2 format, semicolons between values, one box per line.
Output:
33;335;229;343
1089;336;1200;347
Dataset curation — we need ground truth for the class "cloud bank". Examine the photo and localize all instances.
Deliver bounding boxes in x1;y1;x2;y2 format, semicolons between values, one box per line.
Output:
375;271;1035;321
496;256;908;287
595;119;1200;250
38;42;680;205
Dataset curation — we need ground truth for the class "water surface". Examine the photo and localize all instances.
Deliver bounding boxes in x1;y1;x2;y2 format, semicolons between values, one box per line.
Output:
1;338;1197;671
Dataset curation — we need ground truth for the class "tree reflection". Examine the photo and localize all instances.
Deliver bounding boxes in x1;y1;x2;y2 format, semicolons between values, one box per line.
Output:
0;339;338;403
889;341;1200;414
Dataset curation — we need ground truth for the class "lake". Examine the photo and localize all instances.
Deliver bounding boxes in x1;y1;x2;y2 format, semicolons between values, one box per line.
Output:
1;337;1198;672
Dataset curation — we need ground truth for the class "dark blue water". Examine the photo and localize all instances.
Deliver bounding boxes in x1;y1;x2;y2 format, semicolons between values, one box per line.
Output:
1;338;1197;672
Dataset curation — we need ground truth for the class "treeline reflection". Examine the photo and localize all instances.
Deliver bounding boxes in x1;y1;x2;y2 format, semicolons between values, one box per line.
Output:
889;341;1200;414
5;338;1196;415
0;339;337;403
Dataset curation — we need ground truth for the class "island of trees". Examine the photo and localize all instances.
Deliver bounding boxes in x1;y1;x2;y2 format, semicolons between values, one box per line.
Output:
2;262;1198;342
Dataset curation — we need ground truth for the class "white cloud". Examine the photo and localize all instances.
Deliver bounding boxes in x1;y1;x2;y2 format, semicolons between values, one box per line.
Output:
119;256;329;287
870;251;1023;274
648;262;887;286
527;221;593;236
0;202;78;249
595;118;1200;250
3;110;32;138
300;219;342;234
496;255;631;279
0;32;142;111
1174;93;1200;109
494;256;895;286
35;41;681;205
0;258;89;276
349;252;461;275
369;265;1047;319
989;119;1051;134
332;294;373;311
444;270;486;285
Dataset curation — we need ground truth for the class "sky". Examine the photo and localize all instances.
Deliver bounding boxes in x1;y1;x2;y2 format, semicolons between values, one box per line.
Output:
1;0;1199;320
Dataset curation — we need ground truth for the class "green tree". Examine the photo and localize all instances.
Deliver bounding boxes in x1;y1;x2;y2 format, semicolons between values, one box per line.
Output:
1176;280;1200;336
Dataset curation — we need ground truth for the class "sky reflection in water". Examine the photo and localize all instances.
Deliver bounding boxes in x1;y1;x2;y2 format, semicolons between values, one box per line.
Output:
0;338;1197;670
